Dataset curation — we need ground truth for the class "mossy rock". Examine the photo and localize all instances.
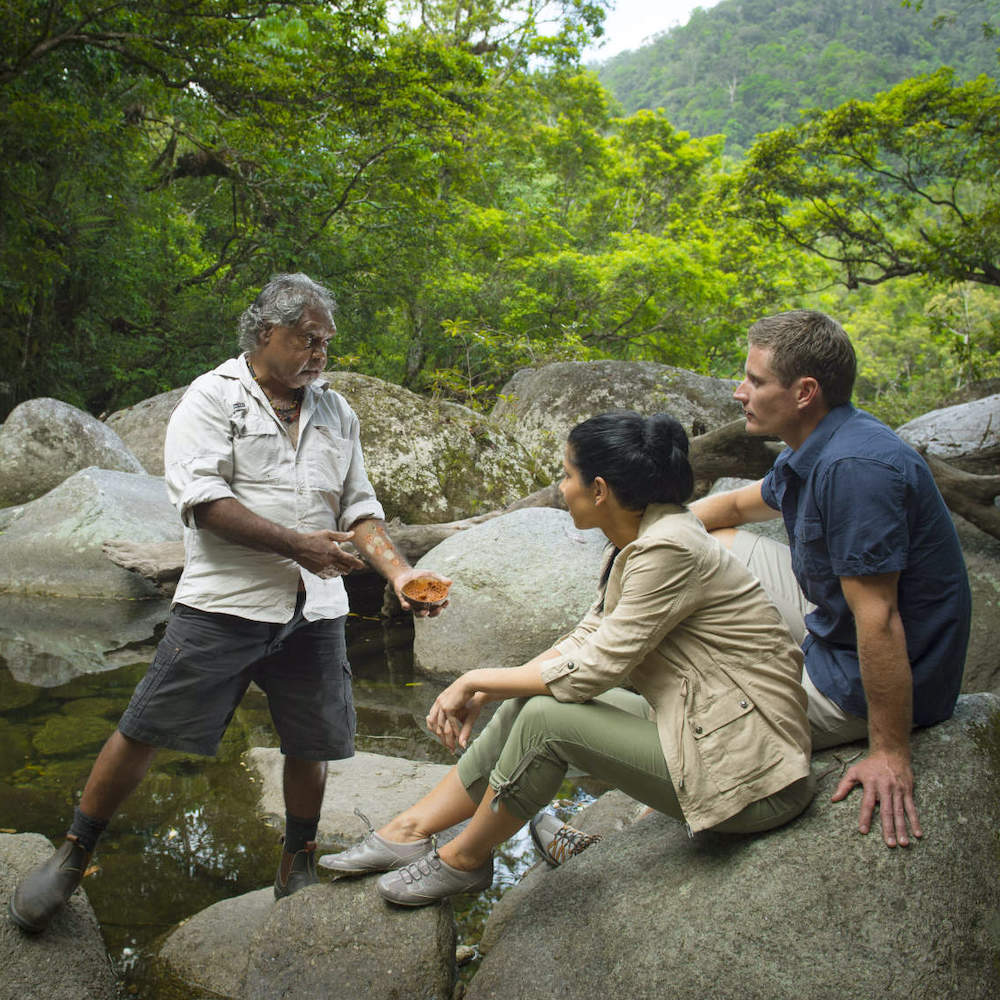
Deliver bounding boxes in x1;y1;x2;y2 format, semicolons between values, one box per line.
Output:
325;372;550;523
0;671;41;712
60;697;119;719
0;717;31;765
32;713;116;756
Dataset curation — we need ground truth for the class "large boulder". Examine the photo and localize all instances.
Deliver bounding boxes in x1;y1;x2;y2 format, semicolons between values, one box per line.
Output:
105;386;187;476
896;393;1000;474
0;397;145;506
411;508;607;679
324;372;548;523
0;468;181;599
155;879;455;1000
954;515;1000;696
0;833;119;1000
467;693;1000;1000
491;361;740;476
247;748;452;847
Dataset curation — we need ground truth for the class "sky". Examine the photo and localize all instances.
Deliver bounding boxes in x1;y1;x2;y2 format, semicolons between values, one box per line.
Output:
583;0;723;61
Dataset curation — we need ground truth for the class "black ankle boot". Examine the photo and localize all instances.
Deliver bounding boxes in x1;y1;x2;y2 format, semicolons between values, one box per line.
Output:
274;840;318;900
8;837;91;933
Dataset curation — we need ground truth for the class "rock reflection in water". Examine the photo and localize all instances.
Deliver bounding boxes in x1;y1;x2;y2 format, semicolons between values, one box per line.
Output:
0;593;168;686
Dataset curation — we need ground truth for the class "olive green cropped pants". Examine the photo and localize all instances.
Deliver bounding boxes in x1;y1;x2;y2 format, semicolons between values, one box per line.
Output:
455;688;814;833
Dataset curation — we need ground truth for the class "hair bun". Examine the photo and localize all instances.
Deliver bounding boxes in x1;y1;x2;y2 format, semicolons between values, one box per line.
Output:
645;413;689;455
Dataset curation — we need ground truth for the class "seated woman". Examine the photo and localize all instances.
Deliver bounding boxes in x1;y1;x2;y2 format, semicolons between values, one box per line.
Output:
322;411;815;906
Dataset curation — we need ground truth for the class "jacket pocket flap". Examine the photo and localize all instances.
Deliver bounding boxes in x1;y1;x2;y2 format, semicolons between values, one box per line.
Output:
691;695;754;739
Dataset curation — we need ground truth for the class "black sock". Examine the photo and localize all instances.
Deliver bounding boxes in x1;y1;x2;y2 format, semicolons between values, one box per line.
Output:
67;807;108;853
284;812;319;855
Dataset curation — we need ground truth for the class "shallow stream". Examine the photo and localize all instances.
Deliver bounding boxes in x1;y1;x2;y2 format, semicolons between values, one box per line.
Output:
0;577;587;996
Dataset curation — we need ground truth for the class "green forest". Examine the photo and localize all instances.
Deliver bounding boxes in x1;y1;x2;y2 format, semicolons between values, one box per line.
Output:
2;0;999;429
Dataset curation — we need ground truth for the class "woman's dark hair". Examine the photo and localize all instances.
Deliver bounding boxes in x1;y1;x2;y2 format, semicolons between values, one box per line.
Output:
566;410;694;511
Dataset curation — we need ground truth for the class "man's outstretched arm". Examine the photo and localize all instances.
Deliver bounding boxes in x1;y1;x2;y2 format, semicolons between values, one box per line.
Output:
833;572;920;848
689;479;779;532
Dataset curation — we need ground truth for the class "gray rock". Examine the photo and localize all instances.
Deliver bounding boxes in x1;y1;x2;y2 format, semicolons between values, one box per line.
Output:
0;593;167;686
105;386;187;476
0;468;181;599
247;748;452;848
896;393;1000;474
411;508;607;679
491;360;741;476
325;371;548;523
0;397;145;506
954;514;1000;696
466;693;1000;1000
156;881;455;1000
480;789;647;954
0;833;119;1000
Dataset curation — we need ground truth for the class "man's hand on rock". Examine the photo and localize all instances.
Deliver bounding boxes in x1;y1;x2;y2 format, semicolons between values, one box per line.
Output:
294;530;366;577
831;748;922;848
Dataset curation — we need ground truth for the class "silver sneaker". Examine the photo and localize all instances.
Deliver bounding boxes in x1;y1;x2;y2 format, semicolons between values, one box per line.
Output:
377;849;493;907
318;809;431;876
529;811;601;867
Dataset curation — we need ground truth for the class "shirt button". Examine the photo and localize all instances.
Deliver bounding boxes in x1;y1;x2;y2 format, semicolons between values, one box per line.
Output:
694;725;703;734
739;700;749;709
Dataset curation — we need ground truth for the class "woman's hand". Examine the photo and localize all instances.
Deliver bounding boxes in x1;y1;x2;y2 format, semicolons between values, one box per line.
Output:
427;678;488;752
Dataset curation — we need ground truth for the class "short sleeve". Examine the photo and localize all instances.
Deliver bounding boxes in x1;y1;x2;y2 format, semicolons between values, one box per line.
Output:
818;458;908;577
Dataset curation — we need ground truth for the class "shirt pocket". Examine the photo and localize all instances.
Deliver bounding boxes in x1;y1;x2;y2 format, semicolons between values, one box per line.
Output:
689;686;781;793
305;425;352;494
793;514;828;577
231;416;281;481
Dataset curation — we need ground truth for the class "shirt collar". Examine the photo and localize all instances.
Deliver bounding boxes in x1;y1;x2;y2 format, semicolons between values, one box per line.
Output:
775;403;856;481
214;354;330;396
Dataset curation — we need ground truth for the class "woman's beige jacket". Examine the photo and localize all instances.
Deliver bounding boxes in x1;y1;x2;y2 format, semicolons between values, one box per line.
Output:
539;503;811;832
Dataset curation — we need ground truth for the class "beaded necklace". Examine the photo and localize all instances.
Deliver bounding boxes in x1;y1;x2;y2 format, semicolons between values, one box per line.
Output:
246;358;303;424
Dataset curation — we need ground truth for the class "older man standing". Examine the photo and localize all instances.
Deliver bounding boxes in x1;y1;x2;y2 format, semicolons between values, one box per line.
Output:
691;310;970;850
10;273;448;933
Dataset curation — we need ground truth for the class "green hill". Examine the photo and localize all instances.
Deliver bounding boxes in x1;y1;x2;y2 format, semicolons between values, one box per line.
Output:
596;0;999;152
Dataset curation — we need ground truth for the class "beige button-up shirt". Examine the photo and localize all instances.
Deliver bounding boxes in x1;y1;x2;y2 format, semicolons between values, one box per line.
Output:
540;504;811;832
165;356;384;623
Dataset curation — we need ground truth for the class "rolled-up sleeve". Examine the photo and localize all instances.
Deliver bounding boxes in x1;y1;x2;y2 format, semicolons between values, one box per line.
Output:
164;386;237;528
540;540;701;702
336;405;385;530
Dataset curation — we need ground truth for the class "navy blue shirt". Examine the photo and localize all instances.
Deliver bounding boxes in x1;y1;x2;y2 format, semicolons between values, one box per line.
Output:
761;404;970;725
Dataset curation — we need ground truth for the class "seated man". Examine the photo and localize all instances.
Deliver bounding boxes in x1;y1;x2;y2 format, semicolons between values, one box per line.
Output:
690;309;971;849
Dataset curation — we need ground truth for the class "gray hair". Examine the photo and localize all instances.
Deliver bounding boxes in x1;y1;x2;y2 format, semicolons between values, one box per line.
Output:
237;273;337;352
748;309;857;408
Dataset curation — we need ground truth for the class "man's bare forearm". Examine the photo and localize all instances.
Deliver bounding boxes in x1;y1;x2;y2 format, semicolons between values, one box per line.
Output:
689;479;776;532
350;517;411;584
194;497;297;558
856;610;914;757
194;498;364;576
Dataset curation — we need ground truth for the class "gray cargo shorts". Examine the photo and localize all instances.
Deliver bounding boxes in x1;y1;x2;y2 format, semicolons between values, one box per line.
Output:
118;596;354;760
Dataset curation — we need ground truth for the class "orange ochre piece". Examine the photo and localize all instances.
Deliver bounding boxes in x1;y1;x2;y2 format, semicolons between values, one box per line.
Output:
403;578;450;602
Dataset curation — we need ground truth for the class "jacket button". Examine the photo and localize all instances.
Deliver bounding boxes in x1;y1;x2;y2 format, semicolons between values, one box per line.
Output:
739;700;748;709
694;725;703;734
